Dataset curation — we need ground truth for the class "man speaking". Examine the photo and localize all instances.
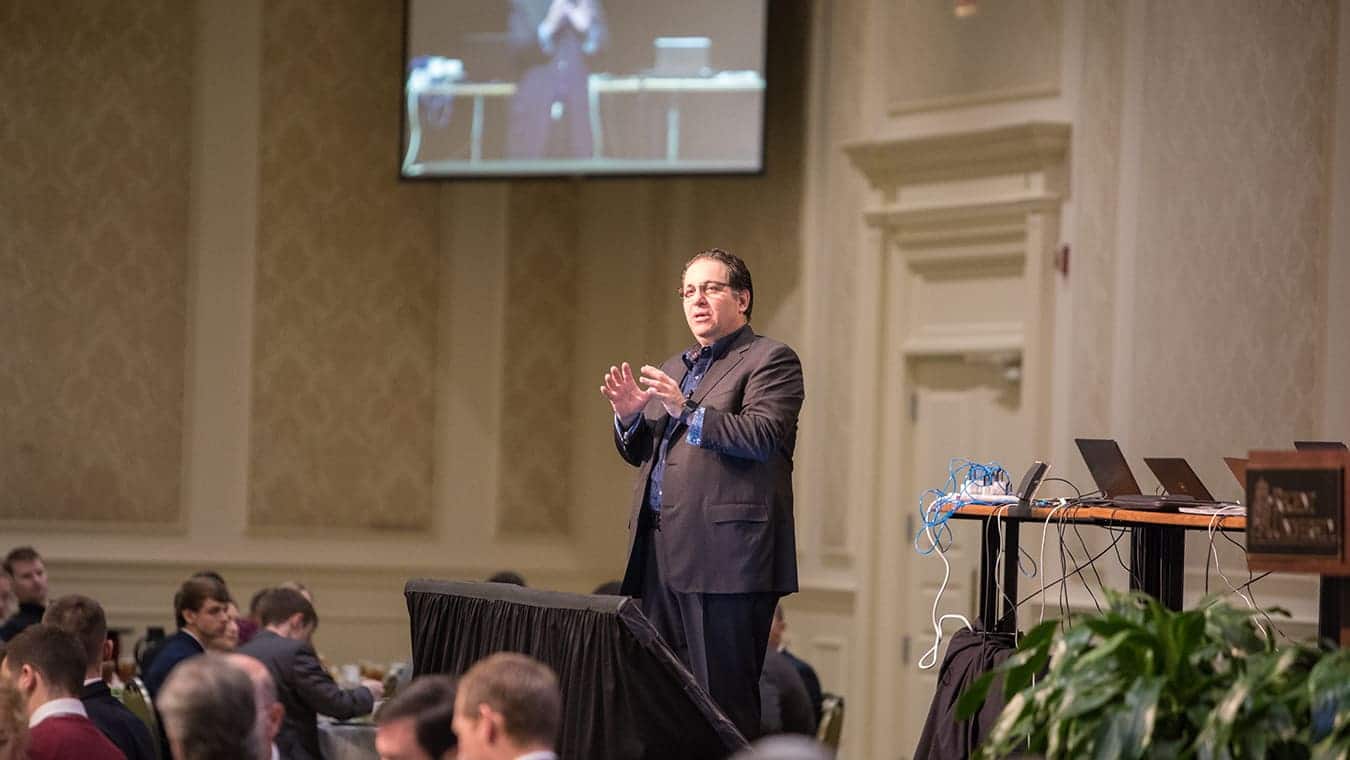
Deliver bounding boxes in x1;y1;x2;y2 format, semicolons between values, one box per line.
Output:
601;248;804;739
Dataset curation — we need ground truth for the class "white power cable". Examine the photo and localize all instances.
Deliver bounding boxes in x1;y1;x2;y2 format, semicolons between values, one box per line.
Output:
1206;506;1277;639
918;516;974;670
1038;501;1068;624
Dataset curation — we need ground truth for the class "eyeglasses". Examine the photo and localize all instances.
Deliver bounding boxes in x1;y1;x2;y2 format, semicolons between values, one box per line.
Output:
679;280;733;301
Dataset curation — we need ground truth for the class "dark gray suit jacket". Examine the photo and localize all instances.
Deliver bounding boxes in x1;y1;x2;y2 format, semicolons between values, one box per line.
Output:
617;328;803;595
238;630;374;760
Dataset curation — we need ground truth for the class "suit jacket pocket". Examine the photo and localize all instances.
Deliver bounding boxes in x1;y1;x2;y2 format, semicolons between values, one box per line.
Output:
708;502;769;523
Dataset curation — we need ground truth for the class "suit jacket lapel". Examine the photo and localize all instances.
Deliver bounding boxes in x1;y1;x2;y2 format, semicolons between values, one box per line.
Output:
690;329;755;406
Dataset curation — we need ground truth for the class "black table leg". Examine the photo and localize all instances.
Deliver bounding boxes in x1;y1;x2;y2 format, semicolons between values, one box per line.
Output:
1129;526;1156;596
1000;520;1021;633
1319;576;1349;645
1157;526;1185;610
1129;524;1184;609
979;517;999;630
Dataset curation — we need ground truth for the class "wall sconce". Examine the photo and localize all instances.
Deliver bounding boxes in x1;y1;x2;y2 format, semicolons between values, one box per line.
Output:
955;0;978;18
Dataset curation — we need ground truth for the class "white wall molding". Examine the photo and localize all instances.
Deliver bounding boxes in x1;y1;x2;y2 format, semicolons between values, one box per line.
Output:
844;122;1071;187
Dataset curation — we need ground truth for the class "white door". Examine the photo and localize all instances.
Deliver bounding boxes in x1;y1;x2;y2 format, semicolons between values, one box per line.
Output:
893;353;1030;756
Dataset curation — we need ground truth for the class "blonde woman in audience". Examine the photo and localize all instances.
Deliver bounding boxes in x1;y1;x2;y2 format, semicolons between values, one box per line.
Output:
0;677;27;760
208;602;241;652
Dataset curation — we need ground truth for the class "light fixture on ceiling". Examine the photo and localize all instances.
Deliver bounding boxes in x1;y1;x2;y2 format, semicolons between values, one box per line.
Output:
955;0;978;18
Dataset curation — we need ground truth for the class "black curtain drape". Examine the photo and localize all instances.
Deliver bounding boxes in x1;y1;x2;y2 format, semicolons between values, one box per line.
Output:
404;579;748;760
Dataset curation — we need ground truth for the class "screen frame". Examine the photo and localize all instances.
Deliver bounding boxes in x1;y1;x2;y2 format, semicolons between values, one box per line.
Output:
398;0;771;182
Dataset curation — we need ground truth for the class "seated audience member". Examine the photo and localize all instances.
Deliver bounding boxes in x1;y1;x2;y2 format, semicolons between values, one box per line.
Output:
0;677;28;760
0;574;17;629
485;571;526;587
759;648;816;737
207;602;241;653
142;575;232;699
240;588;271;647
43;595;155;760
452;653;560;760
157;654;259;760
376;674;458;760
1;624;125;760
771;606;823;720
0;547;49;641
224;653;285;760
238;587;382;760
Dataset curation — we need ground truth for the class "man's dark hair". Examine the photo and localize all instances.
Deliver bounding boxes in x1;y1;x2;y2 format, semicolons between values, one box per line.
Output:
175;575;231;621
42;595;106;671
192;570;228;587
254;587;317;629
1;623;85;696
157;654;257;760
379;674;458;757
591;580;623;595
175;571;232;628
682;247;754;320
3;546;41;576
457;653;560;748
486;571;526;587
248;587;270;616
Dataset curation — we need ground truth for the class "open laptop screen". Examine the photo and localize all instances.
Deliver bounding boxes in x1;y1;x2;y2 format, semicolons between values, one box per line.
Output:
1074;438;1143;498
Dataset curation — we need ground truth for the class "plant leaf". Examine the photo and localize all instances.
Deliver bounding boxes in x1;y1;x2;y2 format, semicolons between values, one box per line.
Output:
956;670;996;721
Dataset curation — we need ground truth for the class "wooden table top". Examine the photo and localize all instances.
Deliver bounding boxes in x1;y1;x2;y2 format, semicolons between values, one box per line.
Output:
941;502;1246;531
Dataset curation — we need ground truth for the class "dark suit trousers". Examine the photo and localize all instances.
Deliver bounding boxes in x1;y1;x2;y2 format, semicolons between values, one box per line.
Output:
635;512;779;740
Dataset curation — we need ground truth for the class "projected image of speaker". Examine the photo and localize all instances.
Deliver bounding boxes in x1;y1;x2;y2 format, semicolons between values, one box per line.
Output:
402;0;768;178
404;579;747;759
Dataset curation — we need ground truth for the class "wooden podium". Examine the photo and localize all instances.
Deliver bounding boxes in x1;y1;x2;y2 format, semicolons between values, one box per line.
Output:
1245;450;1350;645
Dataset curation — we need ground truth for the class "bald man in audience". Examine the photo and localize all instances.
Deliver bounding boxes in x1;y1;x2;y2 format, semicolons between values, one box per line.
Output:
452;653;559;760
43;595;155;760
238;587;382;760
376;674;458;760
156;654;259;760
1;624;125;760
225;653;286;760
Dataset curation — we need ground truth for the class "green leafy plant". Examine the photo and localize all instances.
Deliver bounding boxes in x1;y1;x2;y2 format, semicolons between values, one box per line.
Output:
955;591;1350;760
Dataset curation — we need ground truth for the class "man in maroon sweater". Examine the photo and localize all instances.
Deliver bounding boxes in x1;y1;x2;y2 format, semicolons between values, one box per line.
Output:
1;623;125;760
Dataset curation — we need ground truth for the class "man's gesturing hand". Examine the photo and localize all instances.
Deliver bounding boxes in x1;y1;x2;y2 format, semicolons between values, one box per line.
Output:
639;365;687;418
601;362;652;427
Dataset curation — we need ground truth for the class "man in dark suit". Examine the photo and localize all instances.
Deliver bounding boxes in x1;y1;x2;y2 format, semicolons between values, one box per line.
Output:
601;247;804;739
1;624;126;760
225;653;286;760
141;575;232;700
237;587;382;760
43;595;156;760
506;0;607;159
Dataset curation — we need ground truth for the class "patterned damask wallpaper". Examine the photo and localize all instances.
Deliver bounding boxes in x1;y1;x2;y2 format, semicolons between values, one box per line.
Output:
887;0;1062;112
496;184;580;534
1066;1;1125;441
0;1;192;524
248;0;440;531
1127;0;1332;484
